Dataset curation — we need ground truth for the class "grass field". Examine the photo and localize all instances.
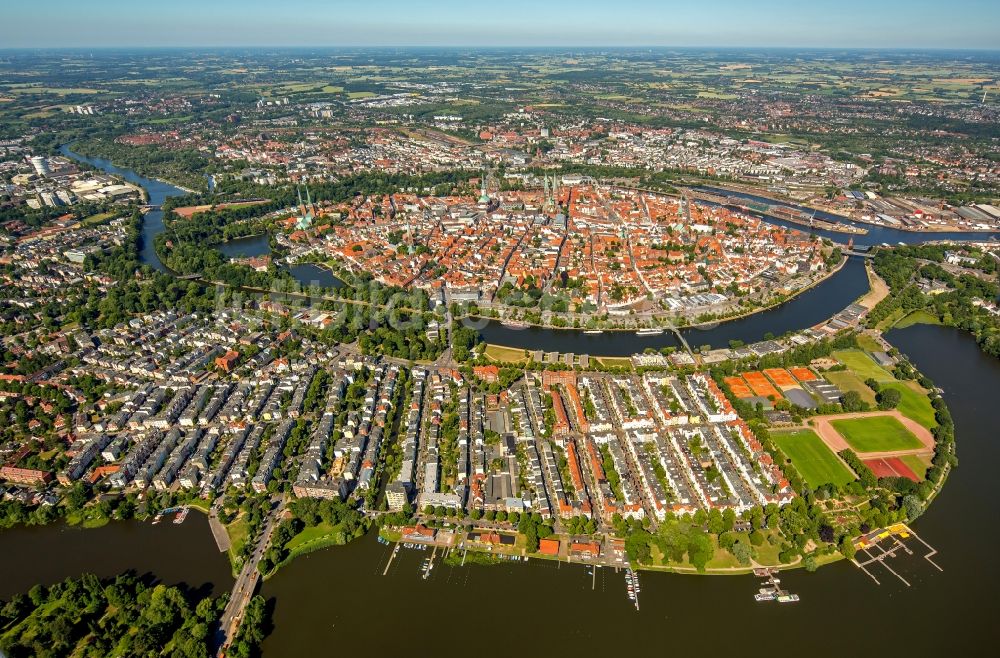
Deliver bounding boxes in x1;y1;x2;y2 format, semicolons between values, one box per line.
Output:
285;522;346;554
900;454;930;479
595;356;633;369
483;343;529;364
773;429;856;488
824;370;877;405
831;416;923;453
894;309;942;329
881;381;937;429
81;211;117;226
855;334;883;352
833;349;894;382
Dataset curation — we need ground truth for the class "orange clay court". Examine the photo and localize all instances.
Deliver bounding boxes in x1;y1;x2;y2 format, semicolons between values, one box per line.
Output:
724;376;754;399
790;367;818;382
764;368;797;388
742;371;782;399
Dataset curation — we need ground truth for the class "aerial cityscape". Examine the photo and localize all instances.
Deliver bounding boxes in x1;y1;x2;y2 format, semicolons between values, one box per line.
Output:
0;2;999;657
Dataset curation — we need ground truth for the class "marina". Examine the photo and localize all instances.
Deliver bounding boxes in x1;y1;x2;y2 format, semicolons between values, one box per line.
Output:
851;523;943;587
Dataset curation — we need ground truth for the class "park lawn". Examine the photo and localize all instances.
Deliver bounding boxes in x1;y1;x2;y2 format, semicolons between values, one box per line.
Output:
752;533;784;566
226;516;249;565
881;381;937;429
285;522;347;558
773;429;856;488
833;349;894;382
483;343;529;364
824;370;877;405
185;498;211;512
379;527;402;542
831;416;923;453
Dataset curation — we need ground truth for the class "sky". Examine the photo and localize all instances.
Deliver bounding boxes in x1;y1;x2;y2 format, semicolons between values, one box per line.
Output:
3;0;998;49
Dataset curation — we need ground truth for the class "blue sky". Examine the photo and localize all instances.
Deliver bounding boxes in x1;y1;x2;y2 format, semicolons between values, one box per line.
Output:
4;0;998;49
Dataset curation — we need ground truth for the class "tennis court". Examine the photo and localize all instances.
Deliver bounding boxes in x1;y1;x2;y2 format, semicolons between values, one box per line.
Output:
743;371;782;399
724;376;754;399
764;368;797;388
790;367;818;382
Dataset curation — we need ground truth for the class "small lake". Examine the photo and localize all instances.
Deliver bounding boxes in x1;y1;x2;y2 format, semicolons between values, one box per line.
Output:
215;234;272;259
287;263;346;290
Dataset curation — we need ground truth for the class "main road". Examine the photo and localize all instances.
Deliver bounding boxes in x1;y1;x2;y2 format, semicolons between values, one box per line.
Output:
215;494;285;656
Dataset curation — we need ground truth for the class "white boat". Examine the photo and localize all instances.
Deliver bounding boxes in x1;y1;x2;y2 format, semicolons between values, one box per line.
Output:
635;328;664;336
583;330;604;335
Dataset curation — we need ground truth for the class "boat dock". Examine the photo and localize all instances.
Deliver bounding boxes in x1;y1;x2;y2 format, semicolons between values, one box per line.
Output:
625;566;640;611
381;541;401;576
753;569;799;603
851;523;942;586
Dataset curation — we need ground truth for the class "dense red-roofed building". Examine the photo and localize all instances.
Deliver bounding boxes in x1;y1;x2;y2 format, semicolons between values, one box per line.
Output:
215;350;240;373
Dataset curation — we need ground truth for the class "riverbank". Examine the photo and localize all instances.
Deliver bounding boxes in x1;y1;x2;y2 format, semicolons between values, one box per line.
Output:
472;256;850;337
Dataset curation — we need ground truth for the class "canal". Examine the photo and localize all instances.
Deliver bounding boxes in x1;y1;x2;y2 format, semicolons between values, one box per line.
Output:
0;328;994;653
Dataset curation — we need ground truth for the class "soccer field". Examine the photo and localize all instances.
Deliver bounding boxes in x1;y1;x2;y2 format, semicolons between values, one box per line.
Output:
830;415;924;453
773;429;856;488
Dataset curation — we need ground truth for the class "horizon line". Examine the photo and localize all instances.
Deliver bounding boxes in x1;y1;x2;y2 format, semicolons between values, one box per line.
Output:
2;44;999;52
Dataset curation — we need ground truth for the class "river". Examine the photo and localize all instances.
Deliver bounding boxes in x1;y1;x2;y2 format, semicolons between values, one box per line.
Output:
59;146;346;289
480;255;871;354
0;512;231;601
60;144;188;273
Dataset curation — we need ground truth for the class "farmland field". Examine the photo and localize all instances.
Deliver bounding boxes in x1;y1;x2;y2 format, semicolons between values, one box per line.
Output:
831;415;923;453
773;429;856;488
